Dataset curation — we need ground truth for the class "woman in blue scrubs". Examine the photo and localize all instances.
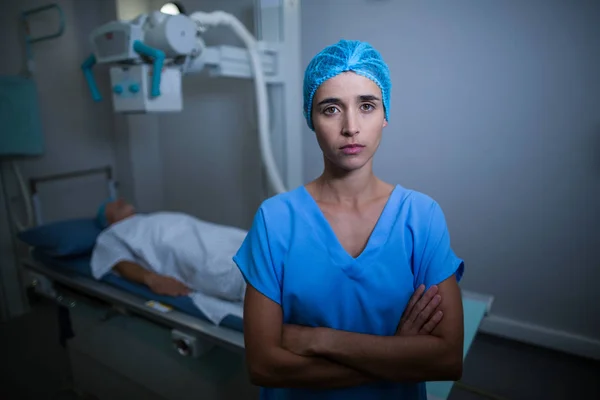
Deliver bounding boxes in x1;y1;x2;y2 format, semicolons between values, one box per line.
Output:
233;39;465;400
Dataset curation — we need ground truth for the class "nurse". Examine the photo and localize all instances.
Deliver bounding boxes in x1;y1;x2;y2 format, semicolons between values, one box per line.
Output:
233;39;465;400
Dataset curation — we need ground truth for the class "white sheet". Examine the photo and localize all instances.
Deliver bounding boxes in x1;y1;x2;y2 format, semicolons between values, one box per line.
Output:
90;212;247;325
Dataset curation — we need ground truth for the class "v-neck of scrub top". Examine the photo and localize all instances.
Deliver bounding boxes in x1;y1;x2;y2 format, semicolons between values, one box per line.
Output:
298;184;401;280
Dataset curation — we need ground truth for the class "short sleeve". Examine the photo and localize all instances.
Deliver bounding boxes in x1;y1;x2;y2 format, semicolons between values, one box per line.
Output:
232;208;282;305
413;202;464;289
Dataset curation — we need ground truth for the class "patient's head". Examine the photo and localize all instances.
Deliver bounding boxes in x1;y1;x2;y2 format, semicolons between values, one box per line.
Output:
96;198;136;229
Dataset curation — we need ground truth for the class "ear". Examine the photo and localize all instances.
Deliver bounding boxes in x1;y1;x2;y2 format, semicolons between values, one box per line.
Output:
382;119;388;128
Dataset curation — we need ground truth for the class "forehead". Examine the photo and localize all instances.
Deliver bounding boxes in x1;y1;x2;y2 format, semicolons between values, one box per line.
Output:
314;72;381;101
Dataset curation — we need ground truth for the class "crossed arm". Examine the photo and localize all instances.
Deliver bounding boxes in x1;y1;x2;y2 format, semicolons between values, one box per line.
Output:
243;274;463;389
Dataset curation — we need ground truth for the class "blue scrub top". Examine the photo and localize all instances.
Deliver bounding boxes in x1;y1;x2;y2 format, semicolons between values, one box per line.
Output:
233;184;464;400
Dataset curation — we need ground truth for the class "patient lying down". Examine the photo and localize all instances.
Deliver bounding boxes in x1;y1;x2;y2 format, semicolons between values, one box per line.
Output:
90;198;248;302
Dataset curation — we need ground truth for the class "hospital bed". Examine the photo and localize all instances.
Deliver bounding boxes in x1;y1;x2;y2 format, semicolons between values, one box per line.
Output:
16;167;495;400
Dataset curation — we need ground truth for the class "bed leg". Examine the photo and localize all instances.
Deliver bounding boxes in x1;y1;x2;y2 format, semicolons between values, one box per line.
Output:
57;304;74;348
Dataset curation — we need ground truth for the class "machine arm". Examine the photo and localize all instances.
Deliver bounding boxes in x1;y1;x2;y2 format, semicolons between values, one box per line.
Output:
81;54;101;101
81;9;287;195
132;40;165;97
190;11;286;195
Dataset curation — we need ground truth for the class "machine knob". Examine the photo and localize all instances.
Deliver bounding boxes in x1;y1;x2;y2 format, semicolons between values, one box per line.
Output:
129;83;140;93
112;84;123;94
174;338;191;356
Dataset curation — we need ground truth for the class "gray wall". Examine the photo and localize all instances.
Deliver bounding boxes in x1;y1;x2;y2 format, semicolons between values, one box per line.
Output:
148;0;267;230
0;0;119;318
302;0;600;353
0;0;119;222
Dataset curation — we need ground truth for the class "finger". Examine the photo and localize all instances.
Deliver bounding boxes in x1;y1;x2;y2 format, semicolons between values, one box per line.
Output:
406;284;425;312
408;285;438;323
399;289;436;335
414;294;441;328
401;284;425;322
419;310;443;334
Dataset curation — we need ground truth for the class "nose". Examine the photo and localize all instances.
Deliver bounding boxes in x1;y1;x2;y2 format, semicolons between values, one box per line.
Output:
342;109;359;137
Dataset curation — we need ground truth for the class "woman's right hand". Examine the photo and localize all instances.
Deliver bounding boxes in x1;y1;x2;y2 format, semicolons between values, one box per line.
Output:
395;284;443;336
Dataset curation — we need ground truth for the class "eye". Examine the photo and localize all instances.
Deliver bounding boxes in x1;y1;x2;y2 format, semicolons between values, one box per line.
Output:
323;106;339;115
360;103;375;112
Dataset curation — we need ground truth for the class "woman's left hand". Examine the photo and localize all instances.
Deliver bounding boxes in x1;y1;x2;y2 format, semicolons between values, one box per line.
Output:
282;324;321;356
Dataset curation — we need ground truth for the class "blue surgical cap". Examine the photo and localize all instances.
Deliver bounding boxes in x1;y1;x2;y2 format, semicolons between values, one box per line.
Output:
303;39;392;131
95;198;113;229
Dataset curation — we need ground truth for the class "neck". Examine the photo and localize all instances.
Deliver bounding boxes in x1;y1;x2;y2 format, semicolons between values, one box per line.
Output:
315;158;381;205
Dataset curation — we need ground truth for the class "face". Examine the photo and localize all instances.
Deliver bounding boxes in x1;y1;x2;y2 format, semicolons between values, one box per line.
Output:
105;198;136;225
311;72;387;173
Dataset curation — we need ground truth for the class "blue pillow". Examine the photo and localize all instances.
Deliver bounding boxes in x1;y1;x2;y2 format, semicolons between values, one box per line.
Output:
17;218;103;257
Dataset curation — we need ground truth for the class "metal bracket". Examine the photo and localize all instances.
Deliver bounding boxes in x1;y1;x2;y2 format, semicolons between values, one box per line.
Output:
28;271;58;299
27;271;84;310
186;43;282;83
28;273;78;308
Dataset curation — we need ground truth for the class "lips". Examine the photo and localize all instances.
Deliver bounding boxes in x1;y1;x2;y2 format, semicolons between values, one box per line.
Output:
340;144;365;155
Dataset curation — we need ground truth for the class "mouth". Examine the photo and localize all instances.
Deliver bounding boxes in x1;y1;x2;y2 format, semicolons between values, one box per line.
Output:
340;144;365;155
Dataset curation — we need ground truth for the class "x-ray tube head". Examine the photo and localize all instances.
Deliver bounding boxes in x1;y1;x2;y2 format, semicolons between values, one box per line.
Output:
144;12;197;58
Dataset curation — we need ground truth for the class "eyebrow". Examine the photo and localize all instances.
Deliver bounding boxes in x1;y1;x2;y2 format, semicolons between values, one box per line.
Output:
316;95;381;106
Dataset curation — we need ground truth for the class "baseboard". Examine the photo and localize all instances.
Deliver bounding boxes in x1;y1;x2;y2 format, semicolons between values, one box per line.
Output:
479;314;600;361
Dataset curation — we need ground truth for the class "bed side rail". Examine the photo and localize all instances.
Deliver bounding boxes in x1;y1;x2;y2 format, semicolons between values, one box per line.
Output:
21;257;245;354
28;165;117;225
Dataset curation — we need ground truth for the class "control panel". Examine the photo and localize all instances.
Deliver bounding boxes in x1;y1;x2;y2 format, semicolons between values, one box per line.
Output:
109;64;182;113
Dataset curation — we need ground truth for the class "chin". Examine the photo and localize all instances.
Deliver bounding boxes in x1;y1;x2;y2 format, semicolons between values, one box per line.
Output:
329;156;371;172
